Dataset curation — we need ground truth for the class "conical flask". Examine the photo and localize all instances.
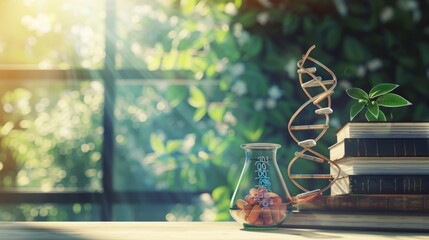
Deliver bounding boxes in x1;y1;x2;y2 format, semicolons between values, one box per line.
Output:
229;143;293;229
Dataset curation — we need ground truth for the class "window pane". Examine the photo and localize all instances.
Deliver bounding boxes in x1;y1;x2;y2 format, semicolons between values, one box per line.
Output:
114;80;232;192
0;79;103;191
0;0;104;69
116;0;231;78
113;0;242;193
116;0;176;70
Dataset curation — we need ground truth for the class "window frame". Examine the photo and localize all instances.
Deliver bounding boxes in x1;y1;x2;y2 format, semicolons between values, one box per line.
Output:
0;0;207;221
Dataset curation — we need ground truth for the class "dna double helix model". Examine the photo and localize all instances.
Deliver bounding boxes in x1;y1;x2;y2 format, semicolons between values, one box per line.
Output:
287;45;341;204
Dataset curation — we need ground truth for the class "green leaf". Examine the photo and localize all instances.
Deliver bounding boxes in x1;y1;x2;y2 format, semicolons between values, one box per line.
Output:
193;107;207;121
369;83;399;98
377;110;387;121
241;114;265;141
365;109;377;121
212;186;230;202
207;104;226;122
234;0;242;8
325;25;341;50
243;36;262;57
237;11;257;27
376;93;412;107
188;86;206;108
282;13;299;34
213;34;240;61
176;51;192;69
343;37;367;62
367;101;379;118
161;52;178;70
365;109;387;122
166;140;183;153
150;134;165;153
181;0;197;15
215;212;231;221
177;32;203;51
303;17;315;33
166;86;187;107
268;109;288;127
243;67;268;97
212;185;231;215
350;101;366;120
346;88;369;101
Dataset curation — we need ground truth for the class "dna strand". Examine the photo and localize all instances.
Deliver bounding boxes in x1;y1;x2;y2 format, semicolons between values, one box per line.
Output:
287;45;341;204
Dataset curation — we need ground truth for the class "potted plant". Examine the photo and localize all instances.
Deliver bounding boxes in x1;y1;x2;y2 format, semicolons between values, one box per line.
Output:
346;83;412;121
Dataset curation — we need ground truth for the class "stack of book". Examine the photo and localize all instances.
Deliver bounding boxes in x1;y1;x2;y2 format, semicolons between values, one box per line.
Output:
330;122;429;195
283;122;429;231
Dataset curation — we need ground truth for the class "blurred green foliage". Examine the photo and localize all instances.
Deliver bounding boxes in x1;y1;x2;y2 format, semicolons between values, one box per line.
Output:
142;0;429;220
0;0;429;221
0;81;103;220
0;203;100;221
0;82;103;190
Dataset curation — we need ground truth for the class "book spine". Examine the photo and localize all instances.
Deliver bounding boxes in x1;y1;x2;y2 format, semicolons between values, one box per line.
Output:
341;138;429;157
350;175;429;194
297;195;429;212
332;175;429;194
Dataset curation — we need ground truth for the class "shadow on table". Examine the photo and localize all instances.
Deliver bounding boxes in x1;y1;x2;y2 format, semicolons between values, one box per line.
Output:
0;223;90;240
241;227;429;239
241;227;342;239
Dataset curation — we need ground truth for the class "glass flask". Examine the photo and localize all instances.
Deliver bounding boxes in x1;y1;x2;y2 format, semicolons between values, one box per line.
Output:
229;143;293;229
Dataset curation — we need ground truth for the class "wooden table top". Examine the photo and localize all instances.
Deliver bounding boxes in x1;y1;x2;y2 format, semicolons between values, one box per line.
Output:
1;222;428;240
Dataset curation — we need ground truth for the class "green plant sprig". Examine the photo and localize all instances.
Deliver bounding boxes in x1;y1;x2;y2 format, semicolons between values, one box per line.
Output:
346;83;412;121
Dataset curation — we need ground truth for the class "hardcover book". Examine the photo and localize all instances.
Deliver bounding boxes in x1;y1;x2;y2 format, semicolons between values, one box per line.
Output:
330;157;429;175
283;211;429;231
295;195;429;213
329;138;429;160
330;175;429;195
336;122;429;143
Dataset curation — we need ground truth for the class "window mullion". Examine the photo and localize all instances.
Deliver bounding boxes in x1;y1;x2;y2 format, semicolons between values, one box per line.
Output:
101;0;117;221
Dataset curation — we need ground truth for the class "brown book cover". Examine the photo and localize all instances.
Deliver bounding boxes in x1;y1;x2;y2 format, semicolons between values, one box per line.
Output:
296;195;429;213
388;196;426;212
283;211;429;231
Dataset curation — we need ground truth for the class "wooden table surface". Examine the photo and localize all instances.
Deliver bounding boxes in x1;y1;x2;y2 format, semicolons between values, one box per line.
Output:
0;222;428;240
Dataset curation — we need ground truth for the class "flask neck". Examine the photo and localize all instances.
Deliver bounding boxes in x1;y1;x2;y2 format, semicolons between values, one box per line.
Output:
244;149;277;162
241;143;280;162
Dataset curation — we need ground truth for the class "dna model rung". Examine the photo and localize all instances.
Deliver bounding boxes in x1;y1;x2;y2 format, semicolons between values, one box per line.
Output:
294;152;324;163
315;107;333;115
287;45;342;198
290;124;328;131
301;79;335;88
297;139;316;148
314;90;334;104
297;67;317;74
290;174;333;179
292;189;322;204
